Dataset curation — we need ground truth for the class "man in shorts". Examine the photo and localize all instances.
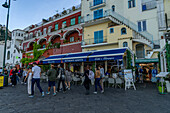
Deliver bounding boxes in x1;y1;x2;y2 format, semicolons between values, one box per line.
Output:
46;64;57;96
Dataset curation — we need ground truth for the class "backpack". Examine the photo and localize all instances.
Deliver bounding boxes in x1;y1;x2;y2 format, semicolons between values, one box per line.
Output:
89;70;94;80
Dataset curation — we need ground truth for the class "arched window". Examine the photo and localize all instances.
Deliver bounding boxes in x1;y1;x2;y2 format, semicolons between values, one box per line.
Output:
121;27;127;35
110;28;114;33
43;44;46;48
7;51;10;60
123;42;128;47
112;5;115;12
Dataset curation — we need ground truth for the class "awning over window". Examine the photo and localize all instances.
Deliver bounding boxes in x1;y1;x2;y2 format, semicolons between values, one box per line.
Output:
42;54;66;64
42;48;130;64
88;48;127;61
62;52;92;63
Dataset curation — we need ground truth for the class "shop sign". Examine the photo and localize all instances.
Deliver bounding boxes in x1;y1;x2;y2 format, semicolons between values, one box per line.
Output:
124;69;133;80
63;58;85;63
0;76;4;87
89;55;123;61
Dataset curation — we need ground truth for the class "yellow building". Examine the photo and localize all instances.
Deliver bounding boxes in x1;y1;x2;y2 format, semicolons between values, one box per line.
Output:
82;20;153;59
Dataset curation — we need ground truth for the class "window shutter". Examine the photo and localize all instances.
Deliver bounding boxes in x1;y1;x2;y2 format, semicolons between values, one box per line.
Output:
99;30;103;43
94;10;98;19
99;9;103;18
138;22;142;32
143;21;146;31
133;0;136;7
94;31;98;43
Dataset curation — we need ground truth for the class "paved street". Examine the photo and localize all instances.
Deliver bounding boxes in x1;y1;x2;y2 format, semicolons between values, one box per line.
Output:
0;82;170;113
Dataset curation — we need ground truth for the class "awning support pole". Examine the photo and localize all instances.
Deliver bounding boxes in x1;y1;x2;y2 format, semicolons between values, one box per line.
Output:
105;61;107;73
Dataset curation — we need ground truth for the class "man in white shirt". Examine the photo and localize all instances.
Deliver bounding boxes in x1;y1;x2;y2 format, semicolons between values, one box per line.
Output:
29;62;44;97
100;65;105;92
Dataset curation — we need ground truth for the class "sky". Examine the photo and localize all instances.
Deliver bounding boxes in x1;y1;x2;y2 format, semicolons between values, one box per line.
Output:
0;0;81;31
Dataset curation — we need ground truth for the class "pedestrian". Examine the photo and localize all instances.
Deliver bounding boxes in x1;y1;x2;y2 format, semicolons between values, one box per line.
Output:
57;64;66;93
24;67;34;96
94;66;104;94
151;67;158;83
135;66;139;82
65;68;72;90
22;68;28;84
100;65;105;92
46;64;57;96
148;68;152;81
139;66;143;83
29;62;44;98
83;65;91;95
11;67;18;87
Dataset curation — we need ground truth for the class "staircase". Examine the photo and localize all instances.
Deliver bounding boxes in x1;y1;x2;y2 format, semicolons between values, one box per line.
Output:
104;10;154;48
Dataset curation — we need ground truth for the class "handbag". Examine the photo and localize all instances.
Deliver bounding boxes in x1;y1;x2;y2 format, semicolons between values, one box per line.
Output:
57;73;61;79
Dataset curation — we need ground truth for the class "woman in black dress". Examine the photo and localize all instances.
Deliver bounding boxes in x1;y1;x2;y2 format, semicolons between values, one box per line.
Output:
12;67;18;86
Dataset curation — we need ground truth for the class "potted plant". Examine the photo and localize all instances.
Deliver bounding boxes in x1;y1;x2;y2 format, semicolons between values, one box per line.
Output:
72;6;76;11
62;10;67;15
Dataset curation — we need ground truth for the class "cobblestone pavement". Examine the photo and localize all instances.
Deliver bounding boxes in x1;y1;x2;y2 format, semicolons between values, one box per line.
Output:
0;82;170;113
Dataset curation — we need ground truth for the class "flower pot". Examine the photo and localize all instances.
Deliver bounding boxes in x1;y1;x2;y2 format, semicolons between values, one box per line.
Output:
158;86;165;93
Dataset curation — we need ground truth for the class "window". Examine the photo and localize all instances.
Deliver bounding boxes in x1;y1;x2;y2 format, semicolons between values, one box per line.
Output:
123;42;128;47
112;5;115;12
48;26;52;33
21;34;23;37
43;28;47;35
70;37;74;42
7;51;10;60
43;45;46;48
93;0;103;6
94;30;103;43
18;33;20;36
121;28;127;35
138;20;147;32
14;50;16;53
94;9;103;19
71;18;75;25
110;28;114;33
128;0;136;8
62;21;67;28
78;16;81;24
142;1;157;11
55;24;58;30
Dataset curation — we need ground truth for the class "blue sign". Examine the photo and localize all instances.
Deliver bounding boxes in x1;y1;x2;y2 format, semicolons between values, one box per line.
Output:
89;55;123;61
63;58;86;63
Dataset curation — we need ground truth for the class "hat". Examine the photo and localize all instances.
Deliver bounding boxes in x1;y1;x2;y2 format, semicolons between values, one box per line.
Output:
33;62;37;65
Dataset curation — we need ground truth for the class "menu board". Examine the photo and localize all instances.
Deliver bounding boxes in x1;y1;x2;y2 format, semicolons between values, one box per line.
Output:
124;69;133;80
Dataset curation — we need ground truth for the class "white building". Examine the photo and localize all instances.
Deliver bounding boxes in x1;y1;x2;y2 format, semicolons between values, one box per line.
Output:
6;29;25;68
0;41;5;68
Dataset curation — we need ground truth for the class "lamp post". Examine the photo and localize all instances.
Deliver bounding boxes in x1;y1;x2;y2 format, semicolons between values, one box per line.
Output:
2;0;11;72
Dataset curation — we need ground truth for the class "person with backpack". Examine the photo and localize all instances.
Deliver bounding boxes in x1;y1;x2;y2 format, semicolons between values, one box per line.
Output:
57;64;66;93
83;65;91;95
46;64;57;96
94;66;104;94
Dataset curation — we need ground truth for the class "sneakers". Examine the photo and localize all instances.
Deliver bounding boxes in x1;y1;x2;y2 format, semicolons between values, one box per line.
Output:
53;93;56;96
24;83;27;85
46;91;50;95
12;85;14;87
29;95;34;98
101;90;104;94
42;92;45;97
93;92;97;94
68;88;70;90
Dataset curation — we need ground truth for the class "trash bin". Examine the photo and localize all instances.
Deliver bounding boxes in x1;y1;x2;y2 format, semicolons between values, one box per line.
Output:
4;74;8;86
0;74;4;88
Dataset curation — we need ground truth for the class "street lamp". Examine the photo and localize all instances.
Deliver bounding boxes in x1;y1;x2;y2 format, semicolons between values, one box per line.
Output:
2;0;11;72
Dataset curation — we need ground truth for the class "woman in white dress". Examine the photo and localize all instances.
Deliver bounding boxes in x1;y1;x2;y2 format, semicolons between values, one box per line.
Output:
24;67;34;95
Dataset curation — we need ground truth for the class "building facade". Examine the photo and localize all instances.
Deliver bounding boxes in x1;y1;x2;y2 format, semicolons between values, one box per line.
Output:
81;0;162;59
22;4;82;60
5;29;25;68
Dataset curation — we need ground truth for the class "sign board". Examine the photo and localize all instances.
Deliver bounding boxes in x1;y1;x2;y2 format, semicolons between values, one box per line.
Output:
124;69;133;80
89;55;123;61
0;76;4;87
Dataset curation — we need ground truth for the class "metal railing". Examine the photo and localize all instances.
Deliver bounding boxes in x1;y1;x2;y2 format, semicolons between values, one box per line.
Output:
81;9;154;47
82;36;107;46
89;0;106;8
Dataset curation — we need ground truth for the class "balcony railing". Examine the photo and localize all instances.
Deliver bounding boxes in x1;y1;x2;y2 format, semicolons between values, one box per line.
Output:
81;9;154;47
82;36;107;46
89;0;106;9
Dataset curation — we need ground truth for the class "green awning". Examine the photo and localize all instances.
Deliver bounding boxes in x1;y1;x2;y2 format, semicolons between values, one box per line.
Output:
136;58;159;63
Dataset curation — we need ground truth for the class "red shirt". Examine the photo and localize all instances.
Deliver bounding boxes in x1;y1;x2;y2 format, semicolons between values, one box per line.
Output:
9;69;13;77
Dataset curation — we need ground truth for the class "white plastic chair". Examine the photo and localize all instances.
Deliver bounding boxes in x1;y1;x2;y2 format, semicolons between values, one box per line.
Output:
108;78;115;88
115;77;123;88
72;76;81;85
125;78;136;90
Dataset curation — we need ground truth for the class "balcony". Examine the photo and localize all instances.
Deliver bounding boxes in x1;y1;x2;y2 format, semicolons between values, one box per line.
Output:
82;36;107;46
89;0;106;10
